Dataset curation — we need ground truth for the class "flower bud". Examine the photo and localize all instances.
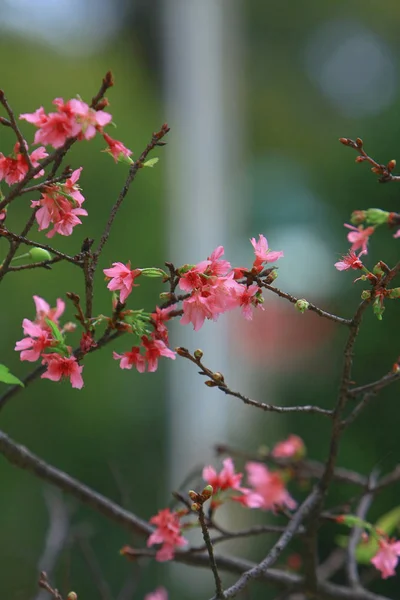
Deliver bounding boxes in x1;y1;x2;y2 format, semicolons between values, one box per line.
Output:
350;210;367;225
365;208;390;226
268;269;278;281
191;502;201;512
339;137;350;146
388;287;400;299
63;321;77;333
29;247;52;262
205;380;218;387
201;485;214;499
295;299;309;314
67;593;78;600
194;349;203;360
213;372;225;384
356;137;363;147
141;267;166;278
159;292;172;301
188;490;200;501
361;290;371;300
387;159;396;172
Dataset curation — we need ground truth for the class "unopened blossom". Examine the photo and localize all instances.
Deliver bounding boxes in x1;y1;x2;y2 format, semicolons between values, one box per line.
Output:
103;262;142;304
103;133;133;162
272;435;305;459
144;588;168;600
244;462;297;511
250;234;284;270
41;353;84;389
344;224;375;256
371;538;400;579
0;143;48;185
147;508;188;562
334;250;364;272
113;347;146;373
15;320;53;362
141;335;176;372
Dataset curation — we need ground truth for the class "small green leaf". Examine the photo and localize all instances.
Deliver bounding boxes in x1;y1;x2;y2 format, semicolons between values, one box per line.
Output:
143;157;159;168
45;318;64;344
0;364;24;387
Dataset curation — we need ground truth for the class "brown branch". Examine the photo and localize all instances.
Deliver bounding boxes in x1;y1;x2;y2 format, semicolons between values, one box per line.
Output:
0;89;33;170
177;347;333;418
260;283;352;326
0;429;153;537
339;137;400;184
197;504;225;598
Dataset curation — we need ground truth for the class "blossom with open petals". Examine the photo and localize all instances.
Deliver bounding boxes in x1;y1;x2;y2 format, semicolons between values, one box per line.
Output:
144;588;168;600
147;508;188;562
103;262;142;303
272;435;305;459
371;538;400;579
244;462;297;511
41;353;84;389
203;458;243;493
250;234;284;270
334;250;364;272
113;347;146;373
141;335;176;372
15;320;53;362
0;143;48;185
344;224;375;256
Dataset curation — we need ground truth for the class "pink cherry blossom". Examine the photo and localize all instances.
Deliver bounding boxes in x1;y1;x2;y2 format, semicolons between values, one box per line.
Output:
371;538;400;579
203;458;243;493
344;224;375;256
144;588;168;600
244;462;297;512
236;283;263;320
113;347;146;373
41;353;84;389
33;295;65;326
63;167;85;205
15;320;53;362
68;99;112;140
334;250;364;271
272;435;305;459
147;508;188;562
103;133;133;162
151;304;177;343
103;262;142;304
180;290;215;331
141;336;176;372
0;143;48;185
32;190;88;238
250;234;284;269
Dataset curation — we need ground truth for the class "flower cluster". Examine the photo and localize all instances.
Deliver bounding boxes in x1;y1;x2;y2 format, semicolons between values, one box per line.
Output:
15;296;83;389
144;441;301;562
20;98;112;149
31;167;87;237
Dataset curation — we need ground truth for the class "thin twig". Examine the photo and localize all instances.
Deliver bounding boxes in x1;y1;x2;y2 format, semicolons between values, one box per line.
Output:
177;347;333;417
197;505;225;598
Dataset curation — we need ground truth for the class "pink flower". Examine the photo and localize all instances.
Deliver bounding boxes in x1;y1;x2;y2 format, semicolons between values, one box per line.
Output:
103;133;133;162
151;304;177;343
344;224;375;256
203;458;243;493
68;99;112;140
141;336;176;372
20;98;112;148
15;320;53;362
393;229;400;239
31;175;87;238
41;353;84;389
0;143;48;185
33;295;65;327
147;508;188;562
244;462;297;511
334;250;364;271
371;538;400;579
103;262;142;303
180;290;215;331
250;234;284;270
113;347;146;373
236;283;263;320
144;588;168;600
272;435;305;459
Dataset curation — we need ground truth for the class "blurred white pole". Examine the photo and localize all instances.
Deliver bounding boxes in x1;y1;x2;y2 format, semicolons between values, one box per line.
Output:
162;0;243;488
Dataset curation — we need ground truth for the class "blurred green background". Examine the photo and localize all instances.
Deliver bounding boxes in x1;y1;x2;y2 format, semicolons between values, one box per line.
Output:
1;0;400;598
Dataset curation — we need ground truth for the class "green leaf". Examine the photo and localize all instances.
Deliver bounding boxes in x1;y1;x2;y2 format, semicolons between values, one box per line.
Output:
143;157;159;168
0;364;24;387
45;318;64;344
